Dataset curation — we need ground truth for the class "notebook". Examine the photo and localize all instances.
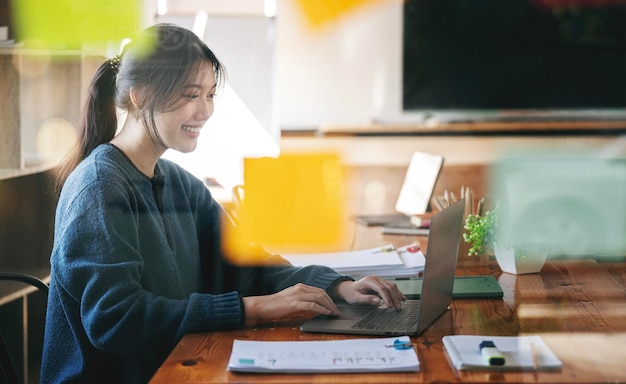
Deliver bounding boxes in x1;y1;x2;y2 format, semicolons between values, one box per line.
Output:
391;275;503;300
301;198;465;336
352;151;444;226
442;335;562;371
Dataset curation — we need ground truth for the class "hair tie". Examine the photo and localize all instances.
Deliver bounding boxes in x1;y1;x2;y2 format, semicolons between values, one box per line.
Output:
108;55;121;74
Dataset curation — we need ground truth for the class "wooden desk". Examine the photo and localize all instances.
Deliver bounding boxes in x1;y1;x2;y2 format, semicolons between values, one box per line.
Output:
150;166;626;383
150;254;626;382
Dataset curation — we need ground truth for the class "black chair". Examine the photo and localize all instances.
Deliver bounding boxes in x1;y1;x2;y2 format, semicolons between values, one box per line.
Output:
0;273;48;384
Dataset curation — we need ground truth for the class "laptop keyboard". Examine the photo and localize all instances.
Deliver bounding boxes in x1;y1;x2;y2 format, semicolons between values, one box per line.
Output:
351;300;421;332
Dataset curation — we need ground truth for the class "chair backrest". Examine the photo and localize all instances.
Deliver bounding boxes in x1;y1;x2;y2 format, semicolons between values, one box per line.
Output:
0;273;49;384
0;273;48;294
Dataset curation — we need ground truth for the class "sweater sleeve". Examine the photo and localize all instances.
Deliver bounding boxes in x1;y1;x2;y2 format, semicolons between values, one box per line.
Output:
199;205;354;298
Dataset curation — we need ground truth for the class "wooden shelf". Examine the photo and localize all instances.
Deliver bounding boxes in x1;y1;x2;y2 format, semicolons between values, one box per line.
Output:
0;163;56;181
320;119;626;136
0;49;103;174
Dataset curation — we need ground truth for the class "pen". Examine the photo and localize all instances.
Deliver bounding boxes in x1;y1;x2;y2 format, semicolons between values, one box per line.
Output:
479;340;505;366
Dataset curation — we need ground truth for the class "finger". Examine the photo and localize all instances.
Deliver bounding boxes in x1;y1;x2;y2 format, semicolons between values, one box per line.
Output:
385;284;407;309
293;285;340;315
363;278;405;310
386;282;407;309
307;301;340;316
381;279;407;307
295;294;339;315
373;282;399;309
346;278;386;306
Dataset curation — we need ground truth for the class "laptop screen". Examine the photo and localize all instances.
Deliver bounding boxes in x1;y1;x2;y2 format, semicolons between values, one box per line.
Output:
395;151;444;216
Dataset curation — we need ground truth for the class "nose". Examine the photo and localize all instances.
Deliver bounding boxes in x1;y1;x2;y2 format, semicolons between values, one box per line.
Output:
196;98;214;120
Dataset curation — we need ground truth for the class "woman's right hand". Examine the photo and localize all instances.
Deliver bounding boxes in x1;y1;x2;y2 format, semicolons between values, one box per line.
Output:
242;283;340;323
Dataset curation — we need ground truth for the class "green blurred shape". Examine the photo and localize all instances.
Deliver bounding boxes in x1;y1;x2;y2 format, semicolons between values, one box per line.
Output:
11;0;141;49
490;147;626;259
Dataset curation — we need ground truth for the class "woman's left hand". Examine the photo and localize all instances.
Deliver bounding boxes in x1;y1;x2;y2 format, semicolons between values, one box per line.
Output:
331;276;406;310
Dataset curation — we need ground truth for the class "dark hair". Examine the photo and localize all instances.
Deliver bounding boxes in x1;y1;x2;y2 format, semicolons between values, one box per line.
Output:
55;23;224;195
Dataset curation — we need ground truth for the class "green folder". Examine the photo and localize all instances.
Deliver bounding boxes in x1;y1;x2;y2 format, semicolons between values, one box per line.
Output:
390;275;503;299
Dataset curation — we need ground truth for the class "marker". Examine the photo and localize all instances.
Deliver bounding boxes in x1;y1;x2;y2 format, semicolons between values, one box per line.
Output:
479;340;505;366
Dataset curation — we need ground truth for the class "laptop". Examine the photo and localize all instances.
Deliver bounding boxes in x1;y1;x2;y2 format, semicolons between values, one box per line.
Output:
301;198;465;336
352;151;444;226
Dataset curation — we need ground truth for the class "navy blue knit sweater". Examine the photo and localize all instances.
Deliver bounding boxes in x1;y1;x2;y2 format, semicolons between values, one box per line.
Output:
41;144;350;383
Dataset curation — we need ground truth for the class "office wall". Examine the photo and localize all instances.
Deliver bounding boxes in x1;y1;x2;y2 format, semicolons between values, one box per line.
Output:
276;0;402;130
164;0;403;131
166;0;266;15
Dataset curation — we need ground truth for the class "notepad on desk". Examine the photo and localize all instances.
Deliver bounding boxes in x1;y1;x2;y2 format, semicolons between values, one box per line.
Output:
227;336;420;373
442;335;562;371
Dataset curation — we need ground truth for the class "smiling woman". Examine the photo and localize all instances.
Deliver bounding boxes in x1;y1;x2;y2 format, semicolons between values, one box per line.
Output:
54;23;225;190
41;23;405;384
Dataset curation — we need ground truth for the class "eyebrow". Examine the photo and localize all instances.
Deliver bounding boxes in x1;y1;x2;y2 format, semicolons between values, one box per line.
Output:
182;83;217;90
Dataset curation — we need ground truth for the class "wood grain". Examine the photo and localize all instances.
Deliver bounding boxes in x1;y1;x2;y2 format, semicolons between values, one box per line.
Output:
151;259;626;383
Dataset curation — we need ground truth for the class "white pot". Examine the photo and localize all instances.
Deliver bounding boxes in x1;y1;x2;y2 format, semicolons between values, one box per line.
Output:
493;243;547;275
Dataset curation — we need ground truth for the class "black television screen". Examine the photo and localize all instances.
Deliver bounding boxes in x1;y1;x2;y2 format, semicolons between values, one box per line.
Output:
403;0;626;114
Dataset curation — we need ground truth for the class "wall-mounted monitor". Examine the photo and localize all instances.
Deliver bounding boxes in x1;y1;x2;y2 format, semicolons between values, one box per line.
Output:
403;0;626;123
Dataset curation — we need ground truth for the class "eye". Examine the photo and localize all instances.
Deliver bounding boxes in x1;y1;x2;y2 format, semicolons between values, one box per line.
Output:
183;94;199;100
208;93;217;100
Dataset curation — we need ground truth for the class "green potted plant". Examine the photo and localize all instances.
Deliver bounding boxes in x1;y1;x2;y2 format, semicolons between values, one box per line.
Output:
463;206;498;257
463;204;546;274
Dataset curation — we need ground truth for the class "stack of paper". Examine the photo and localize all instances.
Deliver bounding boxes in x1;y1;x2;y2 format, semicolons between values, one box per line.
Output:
387;244;426;278
283;244;425;279
228;336;419;373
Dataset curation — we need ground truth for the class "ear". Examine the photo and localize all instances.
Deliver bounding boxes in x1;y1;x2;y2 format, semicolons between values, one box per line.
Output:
129;87;141;110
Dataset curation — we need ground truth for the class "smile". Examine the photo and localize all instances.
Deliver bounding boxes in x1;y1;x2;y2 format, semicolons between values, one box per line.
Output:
182;126;201;133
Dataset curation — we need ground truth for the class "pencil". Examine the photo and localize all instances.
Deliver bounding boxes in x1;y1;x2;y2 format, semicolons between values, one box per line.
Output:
530;343;539;370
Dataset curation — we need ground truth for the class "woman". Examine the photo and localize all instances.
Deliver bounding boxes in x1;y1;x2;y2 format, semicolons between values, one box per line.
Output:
41;24;405;383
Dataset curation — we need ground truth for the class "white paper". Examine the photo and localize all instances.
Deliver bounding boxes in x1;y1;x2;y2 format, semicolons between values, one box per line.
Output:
283;244;403;271
397;243;426;268
228;336;420;373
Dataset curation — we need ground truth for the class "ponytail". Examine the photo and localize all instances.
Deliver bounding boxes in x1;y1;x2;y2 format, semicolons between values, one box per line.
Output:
55;59;118;196
55;24;226;196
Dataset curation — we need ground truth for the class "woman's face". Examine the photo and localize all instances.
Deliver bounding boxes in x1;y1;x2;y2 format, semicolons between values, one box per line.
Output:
153;65;217;153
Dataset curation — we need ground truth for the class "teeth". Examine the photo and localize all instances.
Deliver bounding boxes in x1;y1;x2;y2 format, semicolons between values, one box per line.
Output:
182;126;201;133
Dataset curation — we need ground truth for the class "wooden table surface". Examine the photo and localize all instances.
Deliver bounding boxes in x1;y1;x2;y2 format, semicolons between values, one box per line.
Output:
150;165;626;383
150;257;626;383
